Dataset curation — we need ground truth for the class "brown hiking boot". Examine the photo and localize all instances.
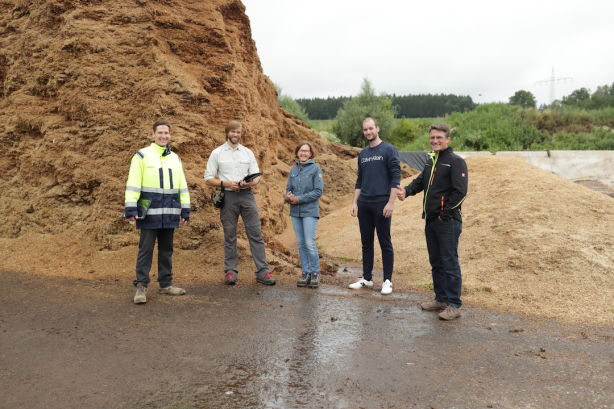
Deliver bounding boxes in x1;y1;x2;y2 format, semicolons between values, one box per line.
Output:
133;284;147;304
438;305;461;321
158;285;186;296
420;300;447;311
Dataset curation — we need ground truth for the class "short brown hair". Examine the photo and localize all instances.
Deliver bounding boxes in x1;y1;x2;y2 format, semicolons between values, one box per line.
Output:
225;120;242;137
429;123;451;138
153;120;171;133
294;141;316;159
363;117;379;127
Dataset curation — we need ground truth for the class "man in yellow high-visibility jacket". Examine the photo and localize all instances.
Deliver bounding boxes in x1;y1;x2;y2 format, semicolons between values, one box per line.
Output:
124;120;190;304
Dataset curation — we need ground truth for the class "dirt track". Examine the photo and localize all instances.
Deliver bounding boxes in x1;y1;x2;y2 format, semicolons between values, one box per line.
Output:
2;270;612;409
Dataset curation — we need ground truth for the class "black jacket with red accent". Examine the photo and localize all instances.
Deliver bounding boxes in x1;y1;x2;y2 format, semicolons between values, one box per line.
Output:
404;147;468;222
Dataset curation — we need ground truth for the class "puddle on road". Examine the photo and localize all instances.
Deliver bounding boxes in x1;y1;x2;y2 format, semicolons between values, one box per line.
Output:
176;279;436;409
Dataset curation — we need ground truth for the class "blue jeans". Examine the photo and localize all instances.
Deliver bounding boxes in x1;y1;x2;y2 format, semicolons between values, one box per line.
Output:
425;218;463;307
291;216;320;274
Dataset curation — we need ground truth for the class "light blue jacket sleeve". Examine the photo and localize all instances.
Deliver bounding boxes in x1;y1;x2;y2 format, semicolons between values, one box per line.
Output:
298;164;323;204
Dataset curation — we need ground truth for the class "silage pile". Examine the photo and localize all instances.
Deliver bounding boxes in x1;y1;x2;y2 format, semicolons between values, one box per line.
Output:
0;0;353;279
318;156;614;325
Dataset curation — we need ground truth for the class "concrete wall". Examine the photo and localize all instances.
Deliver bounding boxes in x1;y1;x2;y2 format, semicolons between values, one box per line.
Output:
496;151;614;188
404;150;614;188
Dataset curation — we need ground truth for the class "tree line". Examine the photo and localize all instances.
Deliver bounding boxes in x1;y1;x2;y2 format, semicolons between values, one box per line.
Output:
296;93;475;120
278;79;614;150
509;83;614;110
560;83;614;110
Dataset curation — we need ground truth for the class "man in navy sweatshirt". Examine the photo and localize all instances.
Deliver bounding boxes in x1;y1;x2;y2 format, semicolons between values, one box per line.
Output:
349;117;401;295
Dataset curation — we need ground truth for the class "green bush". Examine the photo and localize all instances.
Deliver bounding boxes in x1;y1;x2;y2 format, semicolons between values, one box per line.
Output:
532;127;614;150
333;79;396;147
389;118;420;146
278;94;309;123
276;84;309;123
447;104;543;151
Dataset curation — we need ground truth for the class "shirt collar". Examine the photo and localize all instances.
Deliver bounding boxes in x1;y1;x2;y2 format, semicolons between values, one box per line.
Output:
223;142;243;151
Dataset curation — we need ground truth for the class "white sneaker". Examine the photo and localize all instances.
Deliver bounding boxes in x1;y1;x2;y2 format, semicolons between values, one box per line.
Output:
381;279;393;295
349;277;374;289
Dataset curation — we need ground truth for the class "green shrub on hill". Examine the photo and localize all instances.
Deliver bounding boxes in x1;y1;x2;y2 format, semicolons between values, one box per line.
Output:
391;104;614;152
447;104;543;151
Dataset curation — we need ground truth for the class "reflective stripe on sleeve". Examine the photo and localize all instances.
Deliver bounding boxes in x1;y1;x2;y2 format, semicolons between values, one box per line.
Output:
126;186;141;192
125;202;137;207
179;188;189;194
181;203;190;208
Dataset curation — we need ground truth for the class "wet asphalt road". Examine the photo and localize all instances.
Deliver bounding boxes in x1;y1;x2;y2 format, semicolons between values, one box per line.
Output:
1;271;612;409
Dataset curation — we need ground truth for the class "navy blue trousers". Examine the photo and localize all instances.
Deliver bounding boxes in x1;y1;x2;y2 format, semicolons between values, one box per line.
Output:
133;228;174;288
357;201;394;281
425;218;462;307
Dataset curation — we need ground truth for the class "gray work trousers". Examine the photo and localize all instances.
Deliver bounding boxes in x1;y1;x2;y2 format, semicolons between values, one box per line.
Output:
133;228;174;288
220;189;269;275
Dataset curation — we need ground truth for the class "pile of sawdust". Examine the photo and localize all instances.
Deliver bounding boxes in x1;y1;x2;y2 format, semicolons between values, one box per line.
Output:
0;0;350;280
318;156;614;325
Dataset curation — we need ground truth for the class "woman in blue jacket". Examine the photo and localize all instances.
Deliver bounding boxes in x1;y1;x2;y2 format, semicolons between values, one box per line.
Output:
285;141;324;288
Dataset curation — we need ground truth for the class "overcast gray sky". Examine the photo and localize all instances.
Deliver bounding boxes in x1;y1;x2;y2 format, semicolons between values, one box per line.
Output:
242;0;614;107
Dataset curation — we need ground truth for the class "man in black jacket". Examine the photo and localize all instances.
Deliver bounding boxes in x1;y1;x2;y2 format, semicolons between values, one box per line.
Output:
397;124;468;320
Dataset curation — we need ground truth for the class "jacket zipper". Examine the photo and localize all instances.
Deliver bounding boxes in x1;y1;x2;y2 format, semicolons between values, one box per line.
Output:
423;152;438;218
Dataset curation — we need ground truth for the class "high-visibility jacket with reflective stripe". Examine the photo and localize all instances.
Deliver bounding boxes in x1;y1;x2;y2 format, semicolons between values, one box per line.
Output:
124;143;190;229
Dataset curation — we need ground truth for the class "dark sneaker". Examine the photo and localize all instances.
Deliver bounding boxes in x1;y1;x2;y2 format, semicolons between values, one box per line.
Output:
256;271;276;286
158;285;186;296
439;305;461;321
297;272;311;287
224;271;237;285
420;300;448;311
134;284;147;304
308;273;319;288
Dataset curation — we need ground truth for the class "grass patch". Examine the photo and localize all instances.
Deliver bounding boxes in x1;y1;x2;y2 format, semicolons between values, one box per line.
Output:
309;119;336;132
418;283;434;291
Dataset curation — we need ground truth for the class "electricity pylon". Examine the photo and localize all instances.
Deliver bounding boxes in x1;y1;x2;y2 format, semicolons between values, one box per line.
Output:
535;68;572;104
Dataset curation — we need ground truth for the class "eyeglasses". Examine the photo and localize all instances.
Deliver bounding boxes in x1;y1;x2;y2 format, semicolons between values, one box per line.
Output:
298;150;311;153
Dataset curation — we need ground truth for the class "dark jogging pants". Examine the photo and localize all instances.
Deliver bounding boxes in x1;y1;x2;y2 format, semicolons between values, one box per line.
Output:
357;200;394;282
425;218;462;307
